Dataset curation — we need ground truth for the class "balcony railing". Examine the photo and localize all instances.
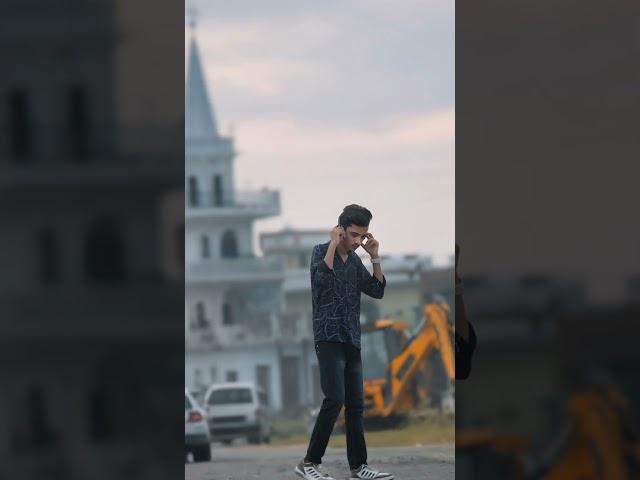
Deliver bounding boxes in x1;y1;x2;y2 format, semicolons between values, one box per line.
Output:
184;311;312;350
0;283;183;339
283;269;312;293
186;189;280;217
278;312;312;340
185;324;220;352
186;256;283;283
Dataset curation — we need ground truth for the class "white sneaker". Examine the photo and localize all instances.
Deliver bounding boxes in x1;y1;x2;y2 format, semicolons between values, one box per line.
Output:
350;464;394;480
294;460;336;480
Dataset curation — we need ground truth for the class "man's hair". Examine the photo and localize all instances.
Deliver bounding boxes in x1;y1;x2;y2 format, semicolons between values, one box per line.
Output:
338;204;372;229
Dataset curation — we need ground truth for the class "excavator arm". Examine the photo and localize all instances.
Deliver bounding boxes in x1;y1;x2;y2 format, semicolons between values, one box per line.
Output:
379;303;456;417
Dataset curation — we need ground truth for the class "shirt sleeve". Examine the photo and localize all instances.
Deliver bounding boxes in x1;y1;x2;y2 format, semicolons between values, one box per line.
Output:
310;245;334;290
357;258;386;299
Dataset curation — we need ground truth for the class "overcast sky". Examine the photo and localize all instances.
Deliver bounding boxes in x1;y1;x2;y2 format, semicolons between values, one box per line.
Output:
186;0;454;264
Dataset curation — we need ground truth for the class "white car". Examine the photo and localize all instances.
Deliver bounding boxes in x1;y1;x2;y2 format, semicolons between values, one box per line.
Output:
185;388;211;462
204;382;272;445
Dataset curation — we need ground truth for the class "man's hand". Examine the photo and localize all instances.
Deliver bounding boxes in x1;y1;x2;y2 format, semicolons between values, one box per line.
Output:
362;233;380;258
330;225;345;246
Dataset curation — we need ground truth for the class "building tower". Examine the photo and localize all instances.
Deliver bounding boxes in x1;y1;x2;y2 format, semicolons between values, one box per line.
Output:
185;28;296;410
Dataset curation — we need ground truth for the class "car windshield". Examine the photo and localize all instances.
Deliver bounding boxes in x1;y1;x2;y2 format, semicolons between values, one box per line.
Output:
208;388;253;405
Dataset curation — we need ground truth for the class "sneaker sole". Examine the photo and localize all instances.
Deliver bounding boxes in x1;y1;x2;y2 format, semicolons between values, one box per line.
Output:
349;476;394;480
293;465;340;480
295;466;335;480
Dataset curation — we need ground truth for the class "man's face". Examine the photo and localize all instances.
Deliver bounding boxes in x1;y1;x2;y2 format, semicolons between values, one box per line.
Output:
342;224;369;251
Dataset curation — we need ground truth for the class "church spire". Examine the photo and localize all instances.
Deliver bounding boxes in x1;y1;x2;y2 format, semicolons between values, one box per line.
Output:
185;17;219;139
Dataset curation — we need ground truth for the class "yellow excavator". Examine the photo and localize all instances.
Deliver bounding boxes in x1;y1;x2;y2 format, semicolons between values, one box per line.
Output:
308;302;456;432
359;302;456;420
456;381;640;479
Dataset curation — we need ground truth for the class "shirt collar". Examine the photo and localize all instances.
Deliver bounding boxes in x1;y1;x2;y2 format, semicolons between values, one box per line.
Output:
329;243;356;262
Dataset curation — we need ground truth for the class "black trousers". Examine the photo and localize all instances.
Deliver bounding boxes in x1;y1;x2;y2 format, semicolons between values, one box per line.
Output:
305;341;367;470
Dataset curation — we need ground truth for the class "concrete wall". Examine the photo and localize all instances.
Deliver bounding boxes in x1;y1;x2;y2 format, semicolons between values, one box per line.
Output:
185;218;254;263
185;346;283;409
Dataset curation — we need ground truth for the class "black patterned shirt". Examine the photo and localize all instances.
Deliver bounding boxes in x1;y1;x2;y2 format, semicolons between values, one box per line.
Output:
310;241;386;349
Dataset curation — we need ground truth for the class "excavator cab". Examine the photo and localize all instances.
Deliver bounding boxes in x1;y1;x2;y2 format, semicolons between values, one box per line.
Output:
360;319;411;418
361;319;410;381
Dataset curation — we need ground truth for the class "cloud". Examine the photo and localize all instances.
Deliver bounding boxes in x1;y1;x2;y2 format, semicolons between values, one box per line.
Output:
186;0;453;102
207;59;328;97
232;109;454;158
185;0;454;257
231;109;455;219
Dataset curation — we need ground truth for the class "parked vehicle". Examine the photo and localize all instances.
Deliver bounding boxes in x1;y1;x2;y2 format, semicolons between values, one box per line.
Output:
185;388;211;462
203;382;272;445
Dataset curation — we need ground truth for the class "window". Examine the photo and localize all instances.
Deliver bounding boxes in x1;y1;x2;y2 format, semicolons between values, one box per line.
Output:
194;369;203;389
89;389;115;442
176;222;185;266
194;302;207;329
221;230;238;258
222;303;234;326
68;86;90;158
256;365;271;406
196;302;205;321
281;356;301;409
8;88;32;160
38;230;59;283
213;175;223;206
226;371;238;382
207;387;251;405
200;235;210;258
84;216;126;283
25;386;55;450
188;177;199;207
209;367;218;384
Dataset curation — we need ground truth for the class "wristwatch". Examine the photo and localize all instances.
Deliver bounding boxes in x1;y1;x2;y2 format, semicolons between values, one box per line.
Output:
371;257;381;264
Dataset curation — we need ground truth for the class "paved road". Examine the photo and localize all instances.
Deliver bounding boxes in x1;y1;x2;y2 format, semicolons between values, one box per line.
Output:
185;443;453;480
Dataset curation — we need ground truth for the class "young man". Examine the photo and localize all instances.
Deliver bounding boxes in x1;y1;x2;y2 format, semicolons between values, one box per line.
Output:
294;205;394;480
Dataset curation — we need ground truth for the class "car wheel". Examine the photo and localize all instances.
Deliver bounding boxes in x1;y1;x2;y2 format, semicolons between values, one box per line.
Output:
248;435;261;445
192;445;211;462
221;439;233;446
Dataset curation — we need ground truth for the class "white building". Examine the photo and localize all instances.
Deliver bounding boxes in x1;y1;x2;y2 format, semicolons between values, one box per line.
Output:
184;33;311;411
261;228;435;327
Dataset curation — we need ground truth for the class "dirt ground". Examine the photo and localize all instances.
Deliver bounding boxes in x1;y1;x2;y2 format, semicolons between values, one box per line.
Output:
185;443;454;480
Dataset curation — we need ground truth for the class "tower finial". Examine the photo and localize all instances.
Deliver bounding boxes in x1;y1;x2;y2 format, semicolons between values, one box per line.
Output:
186;4;220;139
187;4;198;32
